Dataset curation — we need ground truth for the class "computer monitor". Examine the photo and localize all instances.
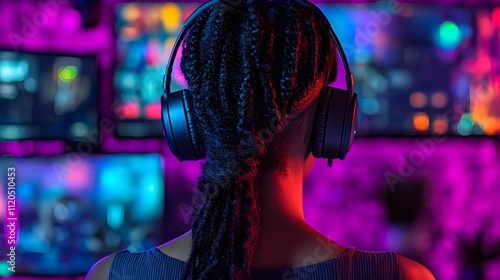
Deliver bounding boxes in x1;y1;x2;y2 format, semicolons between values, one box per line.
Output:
0;153;165;276
318;2;499;136
113;2;199;138
0;51;98;141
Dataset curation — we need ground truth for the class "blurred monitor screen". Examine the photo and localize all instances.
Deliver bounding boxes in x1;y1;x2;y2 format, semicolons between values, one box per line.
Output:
0;51;98;141
0;154;165;276
114;2;500;136
319;2;500;136
114;2;198;138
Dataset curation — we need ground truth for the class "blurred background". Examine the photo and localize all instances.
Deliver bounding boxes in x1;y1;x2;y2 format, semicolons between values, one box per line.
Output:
0;0;499;279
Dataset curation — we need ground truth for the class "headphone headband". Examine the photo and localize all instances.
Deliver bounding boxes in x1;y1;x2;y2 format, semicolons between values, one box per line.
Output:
163;0;354;96
161;0;358;164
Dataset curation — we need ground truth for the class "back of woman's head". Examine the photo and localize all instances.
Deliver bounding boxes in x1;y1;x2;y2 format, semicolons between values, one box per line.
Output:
179;0;338;279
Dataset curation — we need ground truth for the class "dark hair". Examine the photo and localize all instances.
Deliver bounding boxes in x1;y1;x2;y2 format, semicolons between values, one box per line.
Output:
179;0;337;279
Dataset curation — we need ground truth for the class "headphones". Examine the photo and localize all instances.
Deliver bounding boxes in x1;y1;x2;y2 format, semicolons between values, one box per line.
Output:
161;0;358;167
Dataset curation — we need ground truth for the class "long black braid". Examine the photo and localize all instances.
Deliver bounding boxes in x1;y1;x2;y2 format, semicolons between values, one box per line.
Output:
179;0;338;279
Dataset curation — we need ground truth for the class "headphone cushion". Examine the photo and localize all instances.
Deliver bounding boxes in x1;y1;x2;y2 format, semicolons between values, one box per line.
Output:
339;94;358;159
311;88;332;158
312;87;356;160
181;90;203;158
161;90;204;161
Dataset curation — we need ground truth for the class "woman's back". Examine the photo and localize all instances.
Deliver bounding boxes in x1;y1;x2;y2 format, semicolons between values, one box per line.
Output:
87;231;434;280
109;247;402;280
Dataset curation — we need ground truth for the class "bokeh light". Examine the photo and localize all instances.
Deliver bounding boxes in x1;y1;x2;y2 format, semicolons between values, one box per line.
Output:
0;262;13;277
58;66;78;82
433;117;449;134
410;92;428;108
122;26;140;40
437;21;463;49
122;4;140;22
431;92;448;108
162;3;182;33
457;113;474;136
361;98;381;115
413;112;430;132
481;118;498;135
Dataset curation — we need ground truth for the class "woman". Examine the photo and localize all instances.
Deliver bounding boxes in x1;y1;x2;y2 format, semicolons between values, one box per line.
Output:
87;0;434;279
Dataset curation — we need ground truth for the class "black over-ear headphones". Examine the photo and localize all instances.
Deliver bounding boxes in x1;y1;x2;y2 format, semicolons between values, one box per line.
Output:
162;0;358;167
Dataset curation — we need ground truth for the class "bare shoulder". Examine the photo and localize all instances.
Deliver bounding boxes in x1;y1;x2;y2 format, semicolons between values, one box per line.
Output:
156;230;192;262
396;254;435;280
85;252;117;280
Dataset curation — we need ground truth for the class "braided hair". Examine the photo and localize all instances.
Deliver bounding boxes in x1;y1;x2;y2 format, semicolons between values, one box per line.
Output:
179;0;338;279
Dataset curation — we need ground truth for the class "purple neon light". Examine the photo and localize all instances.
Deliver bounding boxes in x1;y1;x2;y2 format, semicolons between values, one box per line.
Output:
0;141;65;157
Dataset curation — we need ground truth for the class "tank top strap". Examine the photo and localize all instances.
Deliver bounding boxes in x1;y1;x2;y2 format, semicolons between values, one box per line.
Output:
347;247;356;280
346;248;401;280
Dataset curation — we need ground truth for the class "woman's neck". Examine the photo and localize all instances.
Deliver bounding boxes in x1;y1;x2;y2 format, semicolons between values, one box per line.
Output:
259;166;306;230
253;165;337;268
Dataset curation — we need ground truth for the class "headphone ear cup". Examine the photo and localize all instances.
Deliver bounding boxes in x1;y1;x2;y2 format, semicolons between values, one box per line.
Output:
311;88;332;158
338;94;358;159
311;87;357;161
161;89;204;161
